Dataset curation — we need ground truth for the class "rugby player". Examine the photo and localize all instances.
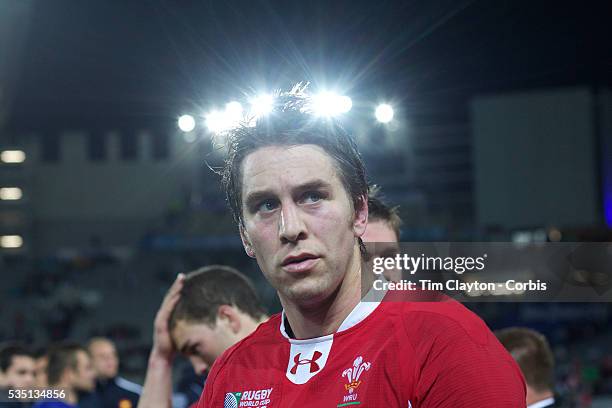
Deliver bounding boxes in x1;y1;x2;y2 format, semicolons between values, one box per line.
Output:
197;86;526;407
362;185;402;282
138;265;267;408
364;185;402;243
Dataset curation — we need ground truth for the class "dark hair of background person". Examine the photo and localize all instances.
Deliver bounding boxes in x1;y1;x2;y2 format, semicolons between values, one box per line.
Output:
0;343;32;373
33;347;48;360
168;265;267;330
367;185;402;241
46;342;86;386
496;327;555;392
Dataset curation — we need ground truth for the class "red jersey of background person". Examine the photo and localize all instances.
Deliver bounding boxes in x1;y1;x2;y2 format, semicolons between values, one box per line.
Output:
197;298;526;407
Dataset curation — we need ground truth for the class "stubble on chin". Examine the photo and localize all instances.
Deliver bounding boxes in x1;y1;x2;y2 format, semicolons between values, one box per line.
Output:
279;269;344;307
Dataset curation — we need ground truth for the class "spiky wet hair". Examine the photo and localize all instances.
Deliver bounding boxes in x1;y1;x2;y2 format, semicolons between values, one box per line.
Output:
219;83;368;227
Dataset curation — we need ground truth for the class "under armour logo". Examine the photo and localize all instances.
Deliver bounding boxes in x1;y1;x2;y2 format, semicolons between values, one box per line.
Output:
290;351;322;374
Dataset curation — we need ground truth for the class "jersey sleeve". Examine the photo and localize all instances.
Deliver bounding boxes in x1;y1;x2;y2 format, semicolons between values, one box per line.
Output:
403;307;526;408
196;351;225;408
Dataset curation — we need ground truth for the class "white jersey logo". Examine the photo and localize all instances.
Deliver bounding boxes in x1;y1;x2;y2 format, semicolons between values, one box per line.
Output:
224;388;273;408
342;356;371;394
286;339;332;384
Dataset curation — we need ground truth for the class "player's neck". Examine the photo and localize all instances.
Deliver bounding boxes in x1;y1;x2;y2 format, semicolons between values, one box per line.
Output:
282;246;363;339
242;314;269;335
526;386;554;407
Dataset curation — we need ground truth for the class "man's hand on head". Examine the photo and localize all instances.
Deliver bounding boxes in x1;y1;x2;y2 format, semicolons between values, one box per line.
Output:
151;273;185;362
139;274;184;408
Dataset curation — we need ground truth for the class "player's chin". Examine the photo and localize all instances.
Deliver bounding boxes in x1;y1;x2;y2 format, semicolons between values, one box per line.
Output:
283;277;337;304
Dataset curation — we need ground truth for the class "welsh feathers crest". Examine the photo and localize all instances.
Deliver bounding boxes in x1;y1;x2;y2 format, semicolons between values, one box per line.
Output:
342;356;371;394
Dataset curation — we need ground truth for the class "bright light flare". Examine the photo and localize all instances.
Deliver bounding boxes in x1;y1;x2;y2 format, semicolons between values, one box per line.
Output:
225;101;243;118
205;101;244;134
249;94;274;117
375;104;394;123
1;150;26;163
0;187;23;200
1;235;23;248
312;92;352;116
205;110;228;133
177;115;196;132
338;96;353;113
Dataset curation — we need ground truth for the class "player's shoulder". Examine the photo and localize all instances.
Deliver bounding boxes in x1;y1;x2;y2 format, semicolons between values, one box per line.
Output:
382;296;494;346
199;314;283;406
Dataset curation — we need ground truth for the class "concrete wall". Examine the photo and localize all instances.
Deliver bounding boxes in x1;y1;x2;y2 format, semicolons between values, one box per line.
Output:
8;129;214;252
471;87;600;229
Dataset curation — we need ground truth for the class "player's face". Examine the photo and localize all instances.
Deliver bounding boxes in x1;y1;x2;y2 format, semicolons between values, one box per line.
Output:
4;355;36;389
89;340;119;380
362;220;401;282
172;320;236;375
362;220;397;244
71;351;95;392
240;144;367;306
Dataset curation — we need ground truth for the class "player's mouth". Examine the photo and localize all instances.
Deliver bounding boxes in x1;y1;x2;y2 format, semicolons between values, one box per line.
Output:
281;252;320;273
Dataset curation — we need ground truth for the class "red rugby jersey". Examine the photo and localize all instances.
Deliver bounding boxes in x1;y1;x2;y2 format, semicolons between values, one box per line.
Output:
197;298;525;407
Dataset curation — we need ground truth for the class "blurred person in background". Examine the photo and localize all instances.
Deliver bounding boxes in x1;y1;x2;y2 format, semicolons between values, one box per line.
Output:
363;185;402;243
0;343;36;406
87;337;141;408
362;185;402;282
32;343;95;408
137;265;268;408
496;327;559;408
33;349;48;389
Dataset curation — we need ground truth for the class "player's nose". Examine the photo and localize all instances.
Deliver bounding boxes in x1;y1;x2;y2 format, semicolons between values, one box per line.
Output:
278;202;307;243
191;358;209;375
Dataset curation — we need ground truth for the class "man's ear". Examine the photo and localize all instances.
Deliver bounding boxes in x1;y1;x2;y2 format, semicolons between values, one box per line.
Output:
353;194;368;237
239;224;256;258
217;305;241;334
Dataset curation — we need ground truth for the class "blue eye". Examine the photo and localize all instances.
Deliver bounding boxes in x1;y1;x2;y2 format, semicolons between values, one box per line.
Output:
302;192;322;204
258;200;278;212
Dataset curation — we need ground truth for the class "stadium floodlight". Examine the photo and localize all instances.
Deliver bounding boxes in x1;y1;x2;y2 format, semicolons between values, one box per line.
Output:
249;94;274;117
0;187;23;200
178;114;196;132
0;235;23;248
1;150;26;164
375;104;394;123
312;92;352;116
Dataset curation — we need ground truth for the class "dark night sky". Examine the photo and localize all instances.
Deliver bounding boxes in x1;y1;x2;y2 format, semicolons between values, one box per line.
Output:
7;0;611;129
